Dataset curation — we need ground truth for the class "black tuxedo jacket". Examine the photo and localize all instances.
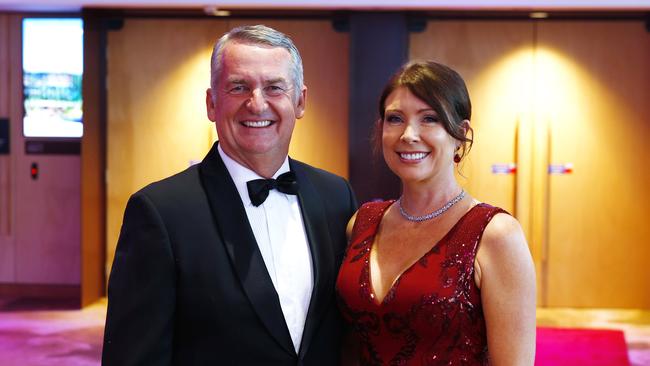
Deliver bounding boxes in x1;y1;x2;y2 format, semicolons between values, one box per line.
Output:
102;143;358;365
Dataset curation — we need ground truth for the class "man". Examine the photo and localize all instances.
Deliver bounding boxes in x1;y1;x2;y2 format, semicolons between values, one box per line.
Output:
102;25;357;365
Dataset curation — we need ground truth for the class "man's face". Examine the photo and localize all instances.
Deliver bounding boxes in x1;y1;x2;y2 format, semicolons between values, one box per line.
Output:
206;41;306;174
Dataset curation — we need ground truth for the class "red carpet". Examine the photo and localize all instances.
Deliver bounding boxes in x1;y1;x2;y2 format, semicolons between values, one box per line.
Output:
536;327;630;366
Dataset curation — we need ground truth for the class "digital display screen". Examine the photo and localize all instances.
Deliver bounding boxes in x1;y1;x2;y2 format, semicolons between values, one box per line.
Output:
22;18;83;138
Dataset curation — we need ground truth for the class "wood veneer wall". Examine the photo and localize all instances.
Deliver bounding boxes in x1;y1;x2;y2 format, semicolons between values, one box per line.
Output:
0;14;13;281
105;19;349;276
80;13;107;306
411;19;650;308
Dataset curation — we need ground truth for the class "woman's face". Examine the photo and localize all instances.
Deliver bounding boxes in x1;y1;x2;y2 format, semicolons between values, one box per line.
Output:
381;87;458;185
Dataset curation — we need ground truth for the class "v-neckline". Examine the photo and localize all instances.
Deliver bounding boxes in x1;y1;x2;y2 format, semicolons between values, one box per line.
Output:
366;201;482;307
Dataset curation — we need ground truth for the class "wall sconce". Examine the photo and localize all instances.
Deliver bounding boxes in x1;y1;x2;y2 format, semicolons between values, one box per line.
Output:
204;6;231;17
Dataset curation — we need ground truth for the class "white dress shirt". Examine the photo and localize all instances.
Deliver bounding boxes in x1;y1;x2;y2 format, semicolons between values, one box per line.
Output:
218;145;313;352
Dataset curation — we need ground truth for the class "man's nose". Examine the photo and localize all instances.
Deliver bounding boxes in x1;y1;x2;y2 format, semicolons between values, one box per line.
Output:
246;89;268;114
400;124;419;143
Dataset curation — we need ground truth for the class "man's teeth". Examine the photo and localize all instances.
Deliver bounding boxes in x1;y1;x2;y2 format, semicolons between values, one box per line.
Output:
242;120;272;128
400;152;428;160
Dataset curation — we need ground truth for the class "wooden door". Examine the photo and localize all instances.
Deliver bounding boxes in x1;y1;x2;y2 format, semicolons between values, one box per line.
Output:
411;20;650;308
106;19;350;274
409;21;542;298
410;21;535;216
0;13;13;282
1;15;81;286
106;19;227;272
537;21;650;308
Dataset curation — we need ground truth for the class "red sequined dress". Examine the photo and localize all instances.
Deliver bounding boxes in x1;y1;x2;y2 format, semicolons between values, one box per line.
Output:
336;200;507;365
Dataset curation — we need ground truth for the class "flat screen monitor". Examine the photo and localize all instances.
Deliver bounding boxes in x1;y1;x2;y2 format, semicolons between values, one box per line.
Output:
22;18;83;138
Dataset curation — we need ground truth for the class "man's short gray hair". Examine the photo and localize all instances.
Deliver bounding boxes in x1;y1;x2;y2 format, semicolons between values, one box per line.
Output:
210;24;304;99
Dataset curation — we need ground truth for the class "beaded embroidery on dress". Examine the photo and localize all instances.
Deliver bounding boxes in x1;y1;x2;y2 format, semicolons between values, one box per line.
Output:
336;200;507;365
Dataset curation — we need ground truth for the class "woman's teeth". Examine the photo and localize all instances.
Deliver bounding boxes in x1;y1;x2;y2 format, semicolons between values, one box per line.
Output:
399;152;428;160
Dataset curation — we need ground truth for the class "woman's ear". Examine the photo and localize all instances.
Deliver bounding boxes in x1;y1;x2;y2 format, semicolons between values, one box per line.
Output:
460;119;471;136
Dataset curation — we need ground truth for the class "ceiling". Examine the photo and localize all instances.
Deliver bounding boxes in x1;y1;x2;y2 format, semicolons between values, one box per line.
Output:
1;0;649;12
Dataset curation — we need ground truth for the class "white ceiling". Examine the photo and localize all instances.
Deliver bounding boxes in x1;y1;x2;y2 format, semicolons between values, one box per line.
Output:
0;0;649;12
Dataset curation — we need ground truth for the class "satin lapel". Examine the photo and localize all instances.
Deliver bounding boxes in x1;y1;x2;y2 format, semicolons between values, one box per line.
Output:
199;143;295;356
290;160;335;359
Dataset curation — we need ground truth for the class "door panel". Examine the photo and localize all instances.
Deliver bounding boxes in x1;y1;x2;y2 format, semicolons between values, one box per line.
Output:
106;20;350;274
14;155;81;284
410;21;542;300
226;20;350;180
0;13;13;282
106;19;229;274
411;20;650;308
537;21;650;308
2;15;81;285
410;21;534;216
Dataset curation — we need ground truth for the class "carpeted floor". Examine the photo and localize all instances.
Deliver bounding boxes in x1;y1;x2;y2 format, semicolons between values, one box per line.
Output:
1;299;649;366
537;308;650;366
536;327;630;366
0;298;104;366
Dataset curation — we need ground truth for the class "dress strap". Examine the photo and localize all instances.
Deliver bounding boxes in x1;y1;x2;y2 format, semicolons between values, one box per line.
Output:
465;203;510;249
349;200;394;244
442;203;510;301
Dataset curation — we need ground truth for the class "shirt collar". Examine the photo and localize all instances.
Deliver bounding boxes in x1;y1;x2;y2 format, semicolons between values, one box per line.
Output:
217;143;291;207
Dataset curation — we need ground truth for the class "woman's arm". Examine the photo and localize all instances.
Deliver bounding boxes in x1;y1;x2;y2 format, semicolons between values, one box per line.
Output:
346;211;358;241
475;213;537;366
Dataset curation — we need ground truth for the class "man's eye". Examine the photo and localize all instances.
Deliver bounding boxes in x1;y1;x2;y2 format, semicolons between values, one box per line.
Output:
228;85;248;94
265;85;286;96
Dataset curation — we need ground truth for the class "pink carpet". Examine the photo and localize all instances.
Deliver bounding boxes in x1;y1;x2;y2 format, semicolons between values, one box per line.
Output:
0;301;637;366
536;327;631;366
0;297;104;366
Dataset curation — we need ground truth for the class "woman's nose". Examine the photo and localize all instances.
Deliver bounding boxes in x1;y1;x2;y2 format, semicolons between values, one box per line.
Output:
400;124;419;143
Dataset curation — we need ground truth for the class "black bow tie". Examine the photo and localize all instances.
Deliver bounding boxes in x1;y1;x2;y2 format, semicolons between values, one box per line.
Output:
246;171;299;207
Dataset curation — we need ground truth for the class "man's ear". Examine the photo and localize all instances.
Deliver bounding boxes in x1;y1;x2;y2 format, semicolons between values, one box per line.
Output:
295;85;307;119
206;88;217;122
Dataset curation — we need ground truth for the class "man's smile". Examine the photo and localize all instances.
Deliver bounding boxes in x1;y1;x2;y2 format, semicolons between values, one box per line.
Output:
241;120;274;128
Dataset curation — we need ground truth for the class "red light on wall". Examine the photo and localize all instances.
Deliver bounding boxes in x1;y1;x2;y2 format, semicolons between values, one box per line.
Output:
30;162;38;180
549;163;574;175
492;163;517;175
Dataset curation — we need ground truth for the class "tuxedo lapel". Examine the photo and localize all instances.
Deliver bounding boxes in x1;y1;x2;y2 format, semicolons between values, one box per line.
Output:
199;143;295;356
290;160;336;359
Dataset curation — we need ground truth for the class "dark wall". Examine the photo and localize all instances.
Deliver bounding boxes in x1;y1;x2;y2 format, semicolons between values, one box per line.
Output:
348;13;406;204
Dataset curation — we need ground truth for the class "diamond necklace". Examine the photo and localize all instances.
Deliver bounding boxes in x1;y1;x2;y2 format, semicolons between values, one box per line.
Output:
397;190;466;222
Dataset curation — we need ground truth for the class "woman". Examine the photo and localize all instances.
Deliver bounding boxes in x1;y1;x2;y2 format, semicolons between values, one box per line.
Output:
336;61;536;365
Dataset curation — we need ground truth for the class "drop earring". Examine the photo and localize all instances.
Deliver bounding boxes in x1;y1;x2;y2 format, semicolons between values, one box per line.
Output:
454;154;461;163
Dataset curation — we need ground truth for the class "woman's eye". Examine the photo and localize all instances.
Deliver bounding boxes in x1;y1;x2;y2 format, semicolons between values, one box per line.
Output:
385;115;403;124
423;115;439;123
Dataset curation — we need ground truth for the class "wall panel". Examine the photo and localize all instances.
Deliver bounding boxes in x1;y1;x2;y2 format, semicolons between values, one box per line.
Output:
0;14;14;282
106;19;349;274
9;15;80;285
411;19;650;308
539;21;650;308
81;13;107;305
106;19;228;273
410;21;534;216
410;21;540;298
225;19;350;178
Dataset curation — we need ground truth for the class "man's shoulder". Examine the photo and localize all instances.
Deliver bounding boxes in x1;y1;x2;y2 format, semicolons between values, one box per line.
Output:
135;164;202;201
291;159;357;211
291;159;347;185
